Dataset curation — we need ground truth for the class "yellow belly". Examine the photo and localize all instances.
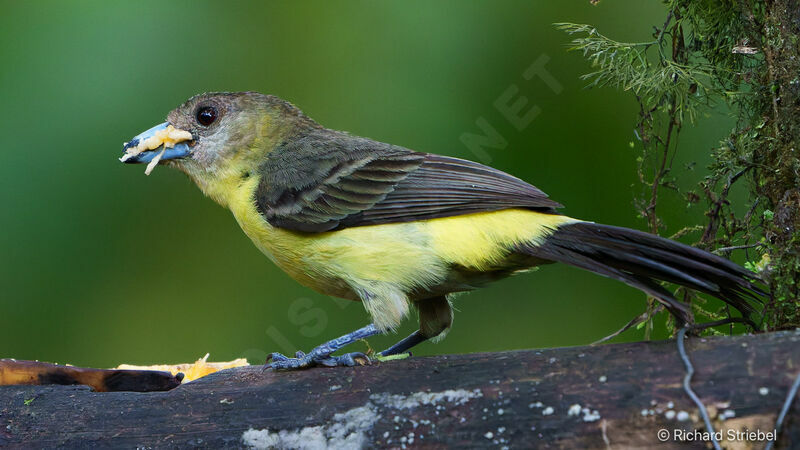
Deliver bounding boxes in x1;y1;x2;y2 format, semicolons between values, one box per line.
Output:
227;177;576;300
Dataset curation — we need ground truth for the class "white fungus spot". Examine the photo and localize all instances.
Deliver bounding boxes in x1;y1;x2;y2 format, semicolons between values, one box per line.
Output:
497;408;504;415
244;388;484;449
759;387;769;396
568;404;582;417
665;410;676;420
598;375;607;383
542;406;554;416
666;401;674;409
720;409;736;420
370;389;483;410
484;432;494;439
242;404;379;449
676;411;690;421
583;410;601;422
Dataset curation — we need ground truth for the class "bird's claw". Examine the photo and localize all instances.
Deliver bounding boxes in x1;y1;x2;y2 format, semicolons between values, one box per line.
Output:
266;351;371;370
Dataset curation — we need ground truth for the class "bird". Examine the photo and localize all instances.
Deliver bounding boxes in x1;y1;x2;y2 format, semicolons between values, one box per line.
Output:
121;91;764;370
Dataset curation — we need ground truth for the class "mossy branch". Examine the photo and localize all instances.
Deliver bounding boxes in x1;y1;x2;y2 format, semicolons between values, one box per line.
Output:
558;0;800;331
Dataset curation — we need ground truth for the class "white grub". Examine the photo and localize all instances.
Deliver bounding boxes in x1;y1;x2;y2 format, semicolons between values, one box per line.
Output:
568;404;582;417
144;147;166;176
122;125;193;174
542;406;554;416
124;125;192;158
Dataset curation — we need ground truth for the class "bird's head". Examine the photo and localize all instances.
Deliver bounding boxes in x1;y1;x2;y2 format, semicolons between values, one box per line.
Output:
121;91;316;204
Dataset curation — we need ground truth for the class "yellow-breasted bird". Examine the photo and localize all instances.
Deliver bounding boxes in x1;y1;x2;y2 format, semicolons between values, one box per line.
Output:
121;92;764;369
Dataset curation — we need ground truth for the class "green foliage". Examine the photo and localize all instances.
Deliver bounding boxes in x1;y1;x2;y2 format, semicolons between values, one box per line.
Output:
554;22;714;124
559;0;800;333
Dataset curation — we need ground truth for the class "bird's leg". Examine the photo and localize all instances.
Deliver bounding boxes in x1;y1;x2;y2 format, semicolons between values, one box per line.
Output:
267;323;381;370
380;331;428;356
380;296;452;357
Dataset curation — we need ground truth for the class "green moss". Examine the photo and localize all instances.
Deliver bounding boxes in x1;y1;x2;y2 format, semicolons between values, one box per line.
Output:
560;0;800;332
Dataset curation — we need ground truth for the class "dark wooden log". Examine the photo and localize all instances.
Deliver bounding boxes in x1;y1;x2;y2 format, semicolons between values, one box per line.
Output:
1;330;799;449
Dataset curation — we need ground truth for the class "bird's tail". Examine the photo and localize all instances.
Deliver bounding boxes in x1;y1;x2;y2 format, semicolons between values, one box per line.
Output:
520;221;765;326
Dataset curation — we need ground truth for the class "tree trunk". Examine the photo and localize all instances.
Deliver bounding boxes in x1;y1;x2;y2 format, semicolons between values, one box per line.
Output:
1;330;799;448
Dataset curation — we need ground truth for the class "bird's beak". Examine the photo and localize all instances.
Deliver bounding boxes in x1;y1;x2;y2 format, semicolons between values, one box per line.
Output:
120;122;194;165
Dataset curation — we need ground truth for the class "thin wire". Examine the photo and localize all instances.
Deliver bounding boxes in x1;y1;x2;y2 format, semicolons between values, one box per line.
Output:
676;326;721;450
765;369;800;450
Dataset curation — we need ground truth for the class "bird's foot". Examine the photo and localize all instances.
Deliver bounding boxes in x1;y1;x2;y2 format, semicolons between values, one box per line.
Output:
265;323;381;371
267;350;370;370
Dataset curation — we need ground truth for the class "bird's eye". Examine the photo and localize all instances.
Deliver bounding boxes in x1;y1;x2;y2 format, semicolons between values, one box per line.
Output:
196;106;217;127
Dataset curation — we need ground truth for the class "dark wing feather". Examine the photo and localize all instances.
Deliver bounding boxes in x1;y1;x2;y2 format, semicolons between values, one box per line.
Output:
336;155;561;228
256;130;561;233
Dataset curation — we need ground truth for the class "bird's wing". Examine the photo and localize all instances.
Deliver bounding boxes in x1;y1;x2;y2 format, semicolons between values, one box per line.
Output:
256;131;562;232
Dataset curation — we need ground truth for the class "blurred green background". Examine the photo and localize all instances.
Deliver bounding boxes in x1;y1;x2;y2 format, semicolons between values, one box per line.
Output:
0;1;737;367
